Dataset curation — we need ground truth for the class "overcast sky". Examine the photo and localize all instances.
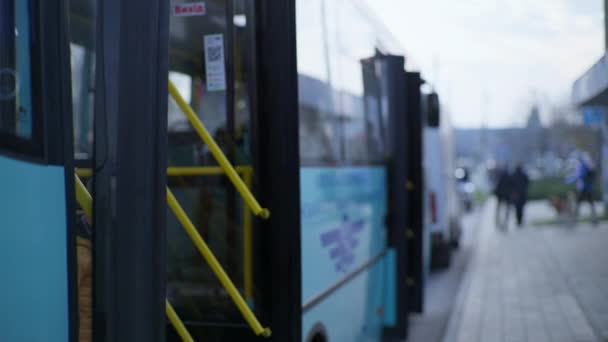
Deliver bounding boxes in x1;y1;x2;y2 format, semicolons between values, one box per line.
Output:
366;0;605;128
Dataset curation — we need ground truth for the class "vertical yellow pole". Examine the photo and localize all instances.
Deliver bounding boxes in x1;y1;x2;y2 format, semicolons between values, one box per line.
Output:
242;167;253;306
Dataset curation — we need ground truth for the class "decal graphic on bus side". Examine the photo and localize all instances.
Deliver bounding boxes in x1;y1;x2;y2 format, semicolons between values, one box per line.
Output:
320;216;365;273
301;167;387;302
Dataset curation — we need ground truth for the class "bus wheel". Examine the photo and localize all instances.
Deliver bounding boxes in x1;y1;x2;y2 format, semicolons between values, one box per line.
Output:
306;323;328;342
309;333;327;342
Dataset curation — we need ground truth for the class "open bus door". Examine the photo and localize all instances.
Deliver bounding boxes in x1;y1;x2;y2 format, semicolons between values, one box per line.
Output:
165;2;267;339
362;56;427;340
1;0;170;340
90;1;170;341
1;0;299;341
362;54;411;340
0;1;78;340
75;0;297;340
165;1;300;341
383;55;411;341
404;71;425;314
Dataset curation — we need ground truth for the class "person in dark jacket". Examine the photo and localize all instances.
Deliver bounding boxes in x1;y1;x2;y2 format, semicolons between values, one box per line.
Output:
566;153;598;225
510;164;529;227
494;165;511;228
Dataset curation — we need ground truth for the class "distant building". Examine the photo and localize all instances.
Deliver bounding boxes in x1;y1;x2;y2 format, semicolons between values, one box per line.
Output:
526;106;542;129
455;106;546;167
455;123;600;174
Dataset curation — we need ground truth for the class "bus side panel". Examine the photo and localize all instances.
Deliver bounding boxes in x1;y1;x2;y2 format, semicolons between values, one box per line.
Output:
301;166;387;341
382;248;397;327
302;259;387;342
0;156;69;341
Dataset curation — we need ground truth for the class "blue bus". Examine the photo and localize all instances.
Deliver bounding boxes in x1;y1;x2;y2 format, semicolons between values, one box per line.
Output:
0;0;172;341
297;1;429;340
0;1;432;341
0;2;74;341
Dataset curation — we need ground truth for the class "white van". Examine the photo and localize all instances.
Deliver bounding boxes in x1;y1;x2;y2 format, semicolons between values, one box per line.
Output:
423;93;462;268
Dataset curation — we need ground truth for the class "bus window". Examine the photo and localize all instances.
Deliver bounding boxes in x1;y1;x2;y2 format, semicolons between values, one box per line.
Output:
0;0;34;141
297;0;398;167
341;91;369;164
361;58;389;163
298;75;341;165
297;0;343;166
69;0;96;161
168;71;193;132
68;1;97;341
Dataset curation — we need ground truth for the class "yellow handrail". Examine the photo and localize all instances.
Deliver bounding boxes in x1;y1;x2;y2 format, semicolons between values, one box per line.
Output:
241;167;254;304
167;165;255;305
168;166;255;305
75;167;93;178
168;166;225;176
166;187;271;337
166;300;195;342
167;165;252;176
73;173;195;342
80;166;252;177
168;80;270;219
76;166;256;305
74;174;93;219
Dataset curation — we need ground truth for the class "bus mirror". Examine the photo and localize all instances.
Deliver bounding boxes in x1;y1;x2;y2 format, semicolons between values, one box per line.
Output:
427;93;440;127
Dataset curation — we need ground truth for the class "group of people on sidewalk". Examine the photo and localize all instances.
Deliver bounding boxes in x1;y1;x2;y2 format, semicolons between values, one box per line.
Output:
494;153;598;229
494;164;529;228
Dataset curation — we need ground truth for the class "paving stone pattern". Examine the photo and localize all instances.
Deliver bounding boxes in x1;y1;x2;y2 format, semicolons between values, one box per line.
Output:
446;201;608;342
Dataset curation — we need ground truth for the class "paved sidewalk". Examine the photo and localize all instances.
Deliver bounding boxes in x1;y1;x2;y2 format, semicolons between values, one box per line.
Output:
444;201;608;342
407;211;481;342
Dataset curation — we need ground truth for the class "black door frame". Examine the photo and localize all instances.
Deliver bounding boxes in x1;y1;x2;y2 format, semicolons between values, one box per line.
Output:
404;71;425;314
254;1;302;341
92;0;169;341
40;1;79;340
382;54;409;341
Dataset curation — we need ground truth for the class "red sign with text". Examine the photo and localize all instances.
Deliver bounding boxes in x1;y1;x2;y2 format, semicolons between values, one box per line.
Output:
173;2;206;17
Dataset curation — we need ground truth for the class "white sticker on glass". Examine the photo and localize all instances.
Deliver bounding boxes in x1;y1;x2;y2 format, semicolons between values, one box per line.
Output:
204;34;226;92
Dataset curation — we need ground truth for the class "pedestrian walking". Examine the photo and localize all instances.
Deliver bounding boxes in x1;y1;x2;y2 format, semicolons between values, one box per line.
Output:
493;165;511;228
510;164;529;227
567;153;598;225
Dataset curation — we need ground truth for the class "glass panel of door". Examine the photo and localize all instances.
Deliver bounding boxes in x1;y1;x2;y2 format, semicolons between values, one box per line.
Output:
166;0;259;335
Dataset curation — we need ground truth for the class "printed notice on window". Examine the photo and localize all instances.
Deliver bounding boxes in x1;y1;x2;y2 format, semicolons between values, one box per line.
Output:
204;34;226;92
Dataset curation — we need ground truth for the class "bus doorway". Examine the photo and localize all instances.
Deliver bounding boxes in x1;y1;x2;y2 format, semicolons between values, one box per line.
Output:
166;1;263;339
165;1;300;341
0;1;300;341
369;54;412;341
